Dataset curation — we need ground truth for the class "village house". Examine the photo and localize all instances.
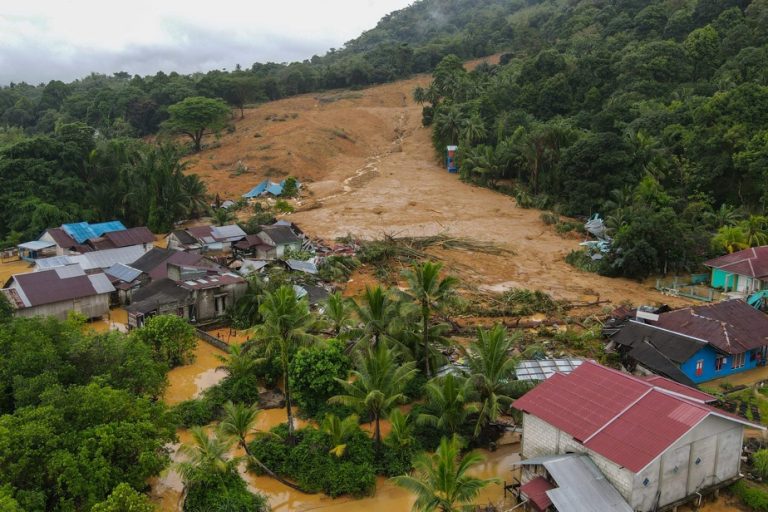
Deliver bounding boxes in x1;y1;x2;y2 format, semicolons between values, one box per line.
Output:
25;223;154;260
611;299;768;385
33;245;151;273
233;224;304;260
704;246;768;295
1;265;115;321
166;224;246;254
241;178;300;201
513;361;762;512
125;263;246;328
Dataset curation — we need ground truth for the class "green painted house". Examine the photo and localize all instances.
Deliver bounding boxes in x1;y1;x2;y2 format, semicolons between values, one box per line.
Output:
705;246;768;294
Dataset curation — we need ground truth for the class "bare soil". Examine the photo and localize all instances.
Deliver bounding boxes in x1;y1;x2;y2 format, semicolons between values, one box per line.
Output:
185;57;688;308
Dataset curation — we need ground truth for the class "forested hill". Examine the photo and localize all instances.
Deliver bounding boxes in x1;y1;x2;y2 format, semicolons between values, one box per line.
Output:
0;0;516;138
418;0;768;279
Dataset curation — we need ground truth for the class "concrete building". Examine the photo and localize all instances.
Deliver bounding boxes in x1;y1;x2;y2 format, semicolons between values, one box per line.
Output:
513;361;762;512
1;265;115;321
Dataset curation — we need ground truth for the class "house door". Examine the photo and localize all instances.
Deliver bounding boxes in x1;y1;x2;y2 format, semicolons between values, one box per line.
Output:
215;295;227;316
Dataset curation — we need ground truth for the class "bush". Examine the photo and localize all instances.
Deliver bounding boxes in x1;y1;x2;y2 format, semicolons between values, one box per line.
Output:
275;199;294;213
377;445;415;476
565;248;601;272
290;340;351;417
282;176;299;197
173;398;219;428
91;483;154;512
754;449;768;480
540;211;560;225
249;424;376;497
184;471;268;512
731;480;768;511
132;315;197;368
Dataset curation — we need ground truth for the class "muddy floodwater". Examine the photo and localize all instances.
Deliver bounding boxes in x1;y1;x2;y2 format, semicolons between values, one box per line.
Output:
153;339;744;512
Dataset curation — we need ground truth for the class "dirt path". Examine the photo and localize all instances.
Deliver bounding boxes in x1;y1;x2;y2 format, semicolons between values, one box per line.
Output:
186;61;687;308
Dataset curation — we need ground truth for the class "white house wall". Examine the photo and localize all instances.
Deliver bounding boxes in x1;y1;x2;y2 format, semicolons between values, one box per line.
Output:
521;414;634;501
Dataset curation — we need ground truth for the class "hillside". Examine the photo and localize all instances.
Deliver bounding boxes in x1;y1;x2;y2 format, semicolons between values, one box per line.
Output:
184;56;680;306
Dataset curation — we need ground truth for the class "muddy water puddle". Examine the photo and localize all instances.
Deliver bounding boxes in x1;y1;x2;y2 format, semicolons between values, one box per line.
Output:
164;341;228;405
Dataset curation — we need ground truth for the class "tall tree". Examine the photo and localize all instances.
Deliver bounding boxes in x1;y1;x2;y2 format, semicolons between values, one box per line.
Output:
256;285;315;442
391;435;498;512
162;96;230;151
329;343;417;446
464;325;519;437
402;261;457;377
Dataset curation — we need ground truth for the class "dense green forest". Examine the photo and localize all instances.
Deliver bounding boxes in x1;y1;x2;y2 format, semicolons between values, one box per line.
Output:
419;0;768;278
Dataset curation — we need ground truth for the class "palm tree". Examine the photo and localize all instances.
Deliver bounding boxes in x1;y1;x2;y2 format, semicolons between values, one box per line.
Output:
219;401;312;492
321;413;360;457
433;106;462;147
712;225;749;254
740;216;768;247
385;409;417;450
418;374;476;437
175;426;240;486
459;113;487;146
232;276;268;328
182;173;210;219
351;285;403;348
329;343;417;446
213;207;235;226
391;435;498;512
256;285;316;442
402;261;458;378
464;325;519;437
216;344;257;381
324;291;355;338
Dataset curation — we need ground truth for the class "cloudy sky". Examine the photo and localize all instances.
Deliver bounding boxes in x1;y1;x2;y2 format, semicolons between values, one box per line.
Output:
0;0;415;85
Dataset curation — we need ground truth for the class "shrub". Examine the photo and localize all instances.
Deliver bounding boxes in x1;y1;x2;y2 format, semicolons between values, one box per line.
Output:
540;211;559;225
275;199;294;213
754;449;768;480
173;398;219;428
282;176;299;197
131;315;197;368
184;471;268;512
249;424;376;497
731;480;768;511
565;248;601;272
289;340;351;417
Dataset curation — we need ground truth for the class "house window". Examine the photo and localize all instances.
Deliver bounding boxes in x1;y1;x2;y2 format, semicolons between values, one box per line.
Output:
732;352;746;370
715;356;727;372
695;359;704;376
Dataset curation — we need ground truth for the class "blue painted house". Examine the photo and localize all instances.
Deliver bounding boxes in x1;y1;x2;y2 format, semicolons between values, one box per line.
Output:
612;300;768;385
704;246;768;294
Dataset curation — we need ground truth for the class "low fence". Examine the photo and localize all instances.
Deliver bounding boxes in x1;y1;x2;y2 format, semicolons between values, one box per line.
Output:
655;277;724;302
194;328;230;351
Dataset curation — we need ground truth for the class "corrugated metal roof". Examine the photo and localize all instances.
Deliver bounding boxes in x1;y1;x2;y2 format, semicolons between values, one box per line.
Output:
704;246;768;278
35;256;74;270
211;224;246;242
259;225;301;246
43;228;77;249
69;245;149;270
519;476;553;510
286;259;317;274
240;259;269;275
653;299;768;354
515;359;583;381
513;361;762;474
18;240;56;250
88;273;116;294
11;268;102;307
104;226;155;248
242;180;269;198
54;264;86;279
543;455;632;512
62;221;126;243
105;263;142;283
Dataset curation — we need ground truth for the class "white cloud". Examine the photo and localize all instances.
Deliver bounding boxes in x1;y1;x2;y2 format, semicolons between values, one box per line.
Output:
0;0;415;84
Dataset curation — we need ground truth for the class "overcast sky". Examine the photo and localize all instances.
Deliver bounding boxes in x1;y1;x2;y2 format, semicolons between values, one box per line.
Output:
0;0;415;85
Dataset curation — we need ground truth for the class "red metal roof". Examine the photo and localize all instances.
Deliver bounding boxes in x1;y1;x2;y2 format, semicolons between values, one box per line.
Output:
45;228;77;249
642;375;715;403
513;361;762;473
704;246;768;278
11;269;101;307
653;299;768;354
519;476;554;511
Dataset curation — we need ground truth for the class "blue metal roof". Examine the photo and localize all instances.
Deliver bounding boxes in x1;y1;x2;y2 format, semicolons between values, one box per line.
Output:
242;180;269;198
61;221;126;243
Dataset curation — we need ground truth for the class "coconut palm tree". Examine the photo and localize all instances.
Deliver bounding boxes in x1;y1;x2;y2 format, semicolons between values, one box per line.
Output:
175;426;240;486
231;276;268;328
712;225;749;254
418;374;477;437
219;401;312;493
216;344;257;380
402;261;458;378
256;285;316;442
464;325;519;437
386;409;417;450
740;215;768;247
321;413;360;457
329;343;417;446
213;207;235;226
324;292;355;338
182;173;210;219
351;285;403;349
391;434;498;512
